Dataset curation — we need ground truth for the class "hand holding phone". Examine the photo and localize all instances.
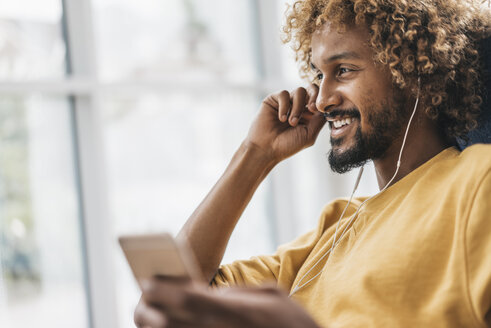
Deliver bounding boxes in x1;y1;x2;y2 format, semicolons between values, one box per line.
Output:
118;232;203;288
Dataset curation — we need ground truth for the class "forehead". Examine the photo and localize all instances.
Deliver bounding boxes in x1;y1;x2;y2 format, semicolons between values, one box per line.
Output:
311;22;374;64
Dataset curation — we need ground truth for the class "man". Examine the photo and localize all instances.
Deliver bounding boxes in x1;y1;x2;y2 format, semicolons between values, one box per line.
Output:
135;0;491;327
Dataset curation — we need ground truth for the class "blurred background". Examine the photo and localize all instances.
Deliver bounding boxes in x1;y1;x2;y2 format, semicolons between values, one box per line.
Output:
0;0;392;327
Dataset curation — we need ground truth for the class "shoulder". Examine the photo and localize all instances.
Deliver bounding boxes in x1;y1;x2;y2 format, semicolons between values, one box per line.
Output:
431;145;491;181
318;197;366;231
444;145;491;231
408;145;490;190
458;145;491;210
454;144;491;175
459;143;491;156
436;145;491;197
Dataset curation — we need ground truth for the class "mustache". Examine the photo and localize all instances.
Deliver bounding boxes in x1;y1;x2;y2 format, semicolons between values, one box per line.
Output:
324;108;361;120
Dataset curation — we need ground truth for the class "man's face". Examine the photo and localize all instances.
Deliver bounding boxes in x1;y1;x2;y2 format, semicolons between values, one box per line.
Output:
311;23;410;173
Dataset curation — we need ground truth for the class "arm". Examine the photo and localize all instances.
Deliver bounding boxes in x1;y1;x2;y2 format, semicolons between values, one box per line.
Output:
177;86;326;282
134;86;326;328
177;142;276;282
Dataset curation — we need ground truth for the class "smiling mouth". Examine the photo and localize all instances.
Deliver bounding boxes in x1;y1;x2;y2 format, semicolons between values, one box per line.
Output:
327;115;359;139
329;117;355;129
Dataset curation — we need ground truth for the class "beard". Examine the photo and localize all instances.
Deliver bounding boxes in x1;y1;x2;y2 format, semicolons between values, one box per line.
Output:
328;92;409;174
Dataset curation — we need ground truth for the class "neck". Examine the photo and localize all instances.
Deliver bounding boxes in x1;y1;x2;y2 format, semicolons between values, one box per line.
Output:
373;118;451;190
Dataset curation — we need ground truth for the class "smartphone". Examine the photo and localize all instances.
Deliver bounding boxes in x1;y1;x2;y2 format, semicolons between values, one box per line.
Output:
118;232;203;288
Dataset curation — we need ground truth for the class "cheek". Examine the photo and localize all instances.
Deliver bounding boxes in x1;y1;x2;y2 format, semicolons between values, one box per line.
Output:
357;92;378;131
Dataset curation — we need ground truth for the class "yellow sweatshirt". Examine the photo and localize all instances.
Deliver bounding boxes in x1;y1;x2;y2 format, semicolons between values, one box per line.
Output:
212;145;491;327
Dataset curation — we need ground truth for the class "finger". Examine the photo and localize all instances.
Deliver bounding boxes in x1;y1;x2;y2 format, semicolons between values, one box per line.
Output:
289;87;308;126
142;279;210;323
153;275;191;284
146;282;242;326
141;278;192;304
164;319;203;328
276;90;291;123
135;298;168;328
142;279;190;312
306;112;328;141
143;279;265;327
306;84;319;114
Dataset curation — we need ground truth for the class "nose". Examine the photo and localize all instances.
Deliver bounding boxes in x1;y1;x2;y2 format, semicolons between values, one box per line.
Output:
315;81;342;114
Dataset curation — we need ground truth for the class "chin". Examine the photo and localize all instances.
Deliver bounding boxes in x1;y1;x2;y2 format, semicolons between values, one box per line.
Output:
330;138;357;155
328;133;370;174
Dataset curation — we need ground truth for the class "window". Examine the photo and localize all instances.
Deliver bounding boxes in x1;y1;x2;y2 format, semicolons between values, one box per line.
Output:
0;1;382;327
0;2;90;328
92;1;275;325
0;0;66;81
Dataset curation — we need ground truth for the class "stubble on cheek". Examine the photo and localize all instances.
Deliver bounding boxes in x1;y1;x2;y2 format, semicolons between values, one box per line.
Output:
359;90;409;159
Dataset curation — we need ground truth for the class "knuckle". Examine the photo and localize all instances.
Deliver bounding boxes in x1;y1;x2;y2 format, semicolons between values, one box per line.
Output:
296;87;307;95
307;84;319;97
263;94;276;107
134;305;144;326
279;90;290;98
156;320;168;328
144;285;160;301
133;296;169;328
180;289;195;308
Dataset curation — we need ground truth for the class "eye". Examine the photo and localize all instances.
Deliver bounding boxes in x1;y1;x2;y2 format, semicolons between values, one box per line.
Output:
310;62;323;83
338;67;353;76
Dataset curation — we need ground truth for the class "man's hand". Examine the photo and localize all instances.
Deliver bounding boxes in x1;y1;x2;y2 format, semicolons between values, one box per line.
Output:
134;278;320;328
245;84;326;164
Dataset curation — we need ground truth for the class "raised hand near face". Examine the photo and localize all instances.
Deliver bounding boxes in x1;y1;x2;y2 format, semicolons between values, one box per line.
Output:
245;84;326;165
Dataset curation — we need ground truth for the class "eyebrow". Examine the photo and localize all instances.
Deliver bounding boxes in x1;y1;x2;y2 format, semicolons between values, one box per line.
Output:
324;51;361;64
311;51;362;70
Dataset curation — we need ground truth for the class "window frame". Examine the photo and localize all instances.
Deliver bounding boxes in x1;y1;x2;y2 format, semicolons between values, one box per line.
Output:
0;1;323;327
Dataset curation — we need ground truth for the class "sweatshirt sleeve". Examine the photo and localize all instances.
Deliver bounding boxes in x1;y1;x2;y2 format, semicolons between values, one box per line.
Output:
211;227;320;291
211;199;354;292
465;169;491;326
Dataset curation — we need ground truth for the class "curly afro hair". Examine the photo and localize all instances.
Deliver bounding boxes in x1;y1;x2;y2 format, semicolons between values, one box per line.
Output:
282;0;491;139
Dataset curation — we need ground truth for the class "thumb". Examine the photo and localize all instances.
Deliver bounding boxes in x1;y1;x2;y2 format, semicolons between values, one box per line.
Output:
306;84;319;114
307;112;327;141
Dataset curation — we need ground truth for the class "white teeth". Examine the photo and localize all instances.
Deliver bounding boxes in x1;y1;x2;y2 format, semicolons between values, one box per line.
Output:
332;117;354;129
